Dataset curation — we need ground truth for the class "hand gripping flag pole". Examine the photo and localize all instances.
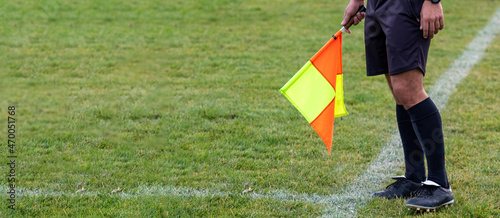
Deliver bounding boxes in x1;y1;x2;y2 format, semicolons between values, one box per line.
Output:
280;6;366;156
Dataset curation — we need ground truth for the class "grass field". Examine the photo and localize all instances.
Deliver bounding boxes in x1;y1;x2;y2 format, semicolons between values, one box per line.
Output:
1;0;499;217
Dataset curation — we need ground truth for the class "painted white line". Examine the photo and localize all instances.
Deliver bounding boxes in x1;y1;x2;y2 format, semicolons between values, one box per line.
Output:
0;185;231;198
2;7;500;217
321;133;403;217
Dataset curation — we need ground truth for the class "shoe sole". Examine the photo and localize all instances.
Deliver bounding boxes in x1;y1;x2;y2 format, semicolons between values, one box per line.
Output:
406;199;454;212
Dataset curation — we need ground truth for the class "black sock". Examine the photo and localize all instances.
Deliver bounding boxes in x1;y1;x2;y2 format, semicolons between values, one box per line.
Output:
407;98;449;189
396;105;426;183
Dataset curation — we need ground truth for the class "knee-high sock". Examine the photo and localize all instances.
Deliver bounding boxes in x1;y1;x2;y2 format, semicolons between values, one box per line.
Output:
396;104;426;183
407;98;449;188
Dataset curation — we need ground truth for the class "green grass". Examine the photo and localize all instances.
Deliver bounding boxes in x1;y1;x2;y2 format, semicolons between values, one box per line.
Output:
0;0;499;216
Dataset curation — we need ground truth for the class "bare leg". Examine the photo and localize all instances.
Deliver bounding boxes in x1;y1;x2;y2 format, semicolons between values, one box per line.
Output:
389;69;428;109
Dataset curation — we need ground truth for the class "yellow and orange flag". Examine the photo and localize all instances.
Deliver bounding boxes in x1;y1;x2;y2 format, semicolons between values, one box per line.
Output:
280;30;348;155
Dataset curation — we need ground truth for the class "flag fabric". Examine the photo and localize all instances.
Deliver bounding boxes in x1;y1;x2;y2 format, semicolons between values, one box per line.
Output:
280;30;348;155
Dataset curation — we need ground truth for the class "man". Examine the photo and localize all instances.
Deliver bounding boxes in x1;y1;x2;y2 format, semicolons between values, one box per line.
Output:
341;0;454;211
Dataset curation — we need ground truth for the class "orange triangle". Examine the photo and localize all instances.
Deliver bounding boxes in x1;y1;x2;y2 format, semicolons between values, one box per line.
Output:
310;99;336;155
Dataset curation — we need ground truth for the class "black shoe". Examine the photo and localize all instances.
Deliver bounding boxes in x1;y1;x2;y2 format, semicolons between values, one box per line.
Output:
406;180;454;212
371;176;422;199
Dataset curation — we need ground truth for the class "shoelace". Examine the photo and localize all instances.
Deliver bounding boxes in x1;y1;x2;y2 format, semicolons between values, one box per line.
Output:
414;185;440;197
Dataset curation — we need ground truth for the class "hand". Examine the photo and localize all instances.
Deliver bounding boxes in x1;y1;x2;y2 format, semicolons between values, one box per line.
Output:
341;0;365;34
420;1;444;39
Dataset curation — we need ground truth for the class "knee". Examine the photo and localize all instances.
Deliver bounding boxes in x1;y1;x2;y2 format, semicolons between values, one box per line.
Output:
392;82;410;96
392;83;427;108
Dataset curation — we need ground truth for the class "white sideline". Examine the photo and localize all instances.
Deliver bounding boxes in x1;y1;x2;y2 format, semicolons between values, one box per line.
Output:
2;7;500;217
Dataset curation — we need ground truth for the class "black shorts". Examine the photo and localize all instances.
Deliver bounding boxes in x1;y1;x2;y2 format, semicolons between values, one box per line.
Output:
364;0;431;76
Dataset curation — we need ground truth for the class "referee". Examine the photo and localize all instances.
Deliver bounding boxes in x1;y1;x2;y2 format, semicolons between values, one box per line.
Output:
341;0;454;211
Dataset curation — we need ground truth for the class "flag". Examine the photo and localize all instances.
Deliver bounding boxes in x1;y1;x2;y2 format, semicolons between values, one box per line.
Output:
280;30;348;155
